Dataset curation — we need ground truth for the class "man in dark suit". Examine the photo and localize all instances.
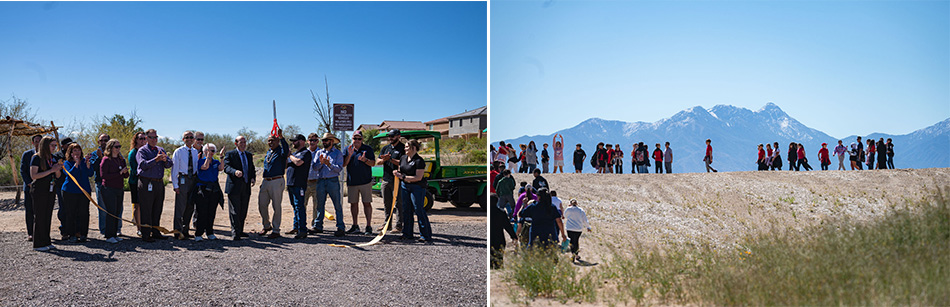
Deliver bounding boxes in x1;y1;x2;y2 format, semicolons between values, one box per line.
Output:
223;135;256;240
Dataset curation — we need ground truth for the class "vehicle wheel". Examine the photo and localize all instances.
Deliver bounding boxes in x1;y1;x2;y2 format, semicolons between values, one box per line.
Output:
424;192;434;211
450;201;474;208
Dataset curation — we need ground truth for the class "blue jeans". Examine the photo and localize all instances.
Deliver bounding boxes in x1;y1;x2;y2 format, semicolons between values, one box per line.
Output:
287;186;307;232
313;177;345;231
401;182;432;241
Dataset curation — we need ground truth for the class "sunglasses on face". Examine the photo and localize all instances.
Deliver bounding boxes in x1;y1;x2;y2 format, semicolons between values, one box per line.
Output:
184;136;194;140
137;137;147;140
147;136;158;139
352;138;362;141
113;145;122;148
308;139;319;142
196;138;204;141
99;139;109;142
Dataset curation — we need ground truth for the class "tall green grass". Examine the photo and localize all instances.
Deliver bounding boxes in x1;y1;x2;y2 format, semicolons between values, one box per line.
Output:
502;246;599;304
502;187;950;305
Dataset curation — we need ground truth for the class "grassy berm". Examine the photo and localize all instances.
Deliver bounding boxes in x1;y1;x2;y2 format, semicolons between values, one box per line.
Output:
492;168;950;305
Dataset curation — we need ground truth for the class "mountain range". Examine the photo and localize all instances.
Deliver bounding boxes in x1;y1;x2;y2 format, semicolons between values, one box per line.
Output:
497;103;950;173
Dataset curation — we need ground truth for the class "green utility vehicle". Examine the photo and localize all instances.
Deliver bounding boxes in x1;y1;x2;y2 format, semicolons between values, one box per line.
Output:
371;130;487;210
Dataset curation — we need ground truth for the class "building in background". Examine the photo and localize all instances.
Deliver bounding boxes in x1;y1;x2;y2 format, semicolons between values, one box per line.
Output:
447;106;487;138
425;117;450;137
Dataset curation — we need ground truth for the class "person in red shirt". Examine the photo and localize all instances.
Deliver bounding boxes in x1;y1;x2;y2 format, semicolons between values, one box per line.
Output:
797;143;813;171
818;143;831;170
704;139;717;173
757;144;766;171
652;143;663;173
613;144;623;174
866;139;876;170
605;144;615;174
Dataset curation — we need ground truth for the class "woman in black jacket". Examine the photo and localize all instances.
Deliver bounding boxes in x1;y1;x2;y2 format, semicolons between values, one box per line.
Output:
787;142;798;171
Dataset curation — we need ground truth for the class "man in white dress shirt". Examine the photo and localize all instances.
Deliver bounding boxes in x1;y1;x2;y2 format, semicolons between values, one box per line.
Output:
171;131;201;239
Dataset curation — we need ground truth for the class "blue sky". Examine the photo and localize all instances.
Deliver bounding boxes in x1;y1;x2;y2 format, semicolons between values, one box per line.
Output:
1;1;487;139
491;0;950;141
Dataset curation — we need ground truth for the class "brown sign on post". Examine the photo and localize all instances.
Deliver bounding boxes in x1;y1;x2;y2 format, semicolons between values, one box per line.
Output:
333;103;354;131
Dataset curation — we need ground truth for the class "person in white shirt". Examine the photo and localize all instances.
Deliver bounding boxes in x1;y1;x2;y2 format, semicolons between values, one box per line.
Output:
171;131;201;239
563;198;592;262
550;191;563;215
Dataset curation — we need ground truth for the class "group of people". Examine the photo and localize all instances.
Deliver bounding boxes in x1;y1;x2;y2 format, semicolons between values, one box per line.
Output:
21;128;434;252
490;136;676;174
754;137;896;171
489;161;592;268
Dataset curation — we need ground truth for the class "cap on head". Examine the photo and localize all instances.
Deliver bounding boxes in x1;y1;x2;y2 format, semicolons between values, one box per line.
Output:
390;129;401;136
352;131;363;139
292;134;307;142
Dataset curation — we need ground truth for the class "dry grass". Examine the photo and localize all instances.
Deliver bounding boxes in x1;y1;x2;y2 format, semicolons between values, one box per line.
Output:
495;168;950;305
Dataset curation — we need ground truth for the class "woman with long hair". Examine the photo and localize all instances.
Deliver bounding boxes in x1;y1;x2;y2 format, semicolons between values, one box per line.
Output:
788;142;798;171
797;143;812;171
61;143;93;243
866;139;876;170
395;139;433;243
128;131;145;234
525;141;538;174
99;139;128;243
552;134;565;173
771;142;783;171
519;188;566;249
29;136;63;251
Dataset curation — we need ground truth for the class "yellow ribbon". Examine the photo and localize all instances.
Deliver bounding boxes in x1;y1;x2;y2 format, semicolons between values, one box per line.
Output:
329;177;399;248
63;166;180;236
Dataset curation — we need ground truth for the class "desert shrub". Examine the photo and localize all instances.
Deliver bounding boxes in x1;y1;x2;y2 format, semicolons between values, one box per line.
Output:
503;246;599;304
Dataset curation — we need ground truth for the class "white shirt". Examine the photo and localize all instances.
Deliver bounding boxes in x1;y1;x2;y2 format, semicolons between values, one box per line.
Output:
171;145;200;188
551;196;563;214
563;205;591;232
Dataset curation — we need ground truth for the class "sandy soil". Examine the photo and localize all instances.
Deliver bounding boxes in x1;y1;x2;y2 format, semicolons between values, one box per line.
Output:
491;168;949;306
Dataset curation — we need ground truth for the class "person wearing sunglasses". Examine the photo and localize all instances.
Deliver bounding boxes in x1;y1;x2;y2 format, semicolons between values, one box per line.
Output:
100;139;129;244
171;131;201;240
375;129;405;232
136;129;174;242
343;130;376;235
310;133;345;237
286;134;314;239
259;130;289;239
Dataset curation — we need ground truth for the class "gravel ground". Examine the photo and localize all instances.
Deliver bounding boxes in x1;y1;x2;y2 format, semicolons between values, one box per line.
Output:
0;220;485;306
0;174;487;306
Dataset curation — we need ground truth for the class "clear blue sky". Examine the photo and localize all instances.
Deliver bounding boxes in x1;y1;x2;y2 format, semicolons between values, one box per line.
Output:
491;0;950;141
1;1;487;139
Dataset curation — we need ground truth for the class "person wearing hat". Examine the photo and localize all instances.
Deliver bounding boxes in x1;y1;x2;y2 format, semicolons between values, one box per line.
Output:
258;129;289;238
285;133;314;239
310;132;345;237
818;142;831;170
375;129;405;232
343;130;376;235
